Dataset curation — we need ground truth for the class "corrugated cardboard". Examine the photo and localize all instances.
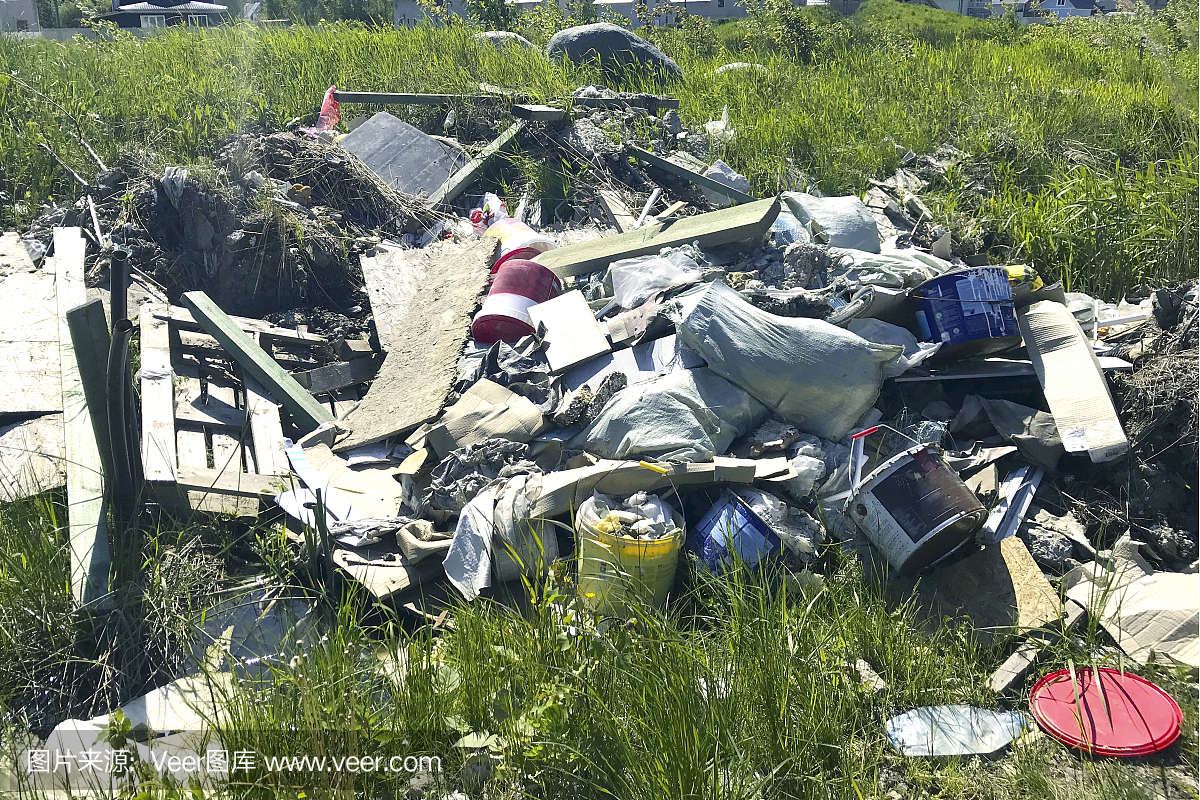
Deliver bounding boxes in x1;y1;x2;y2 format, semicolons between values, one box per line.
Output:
423;379;545;459
1016;300;1129;463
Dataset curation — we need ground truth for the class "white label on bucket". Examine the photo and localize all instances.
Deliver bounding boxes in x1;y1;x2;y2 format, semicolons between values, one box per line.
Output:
479;292;538;325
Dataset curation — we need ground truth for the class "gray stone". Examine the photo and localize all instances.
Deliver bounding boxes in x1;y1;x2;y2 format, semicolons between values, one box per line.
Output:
474;30;534;49
556;118;621;161
547;23;683;82
660;109;682;136
1019;522;1075;573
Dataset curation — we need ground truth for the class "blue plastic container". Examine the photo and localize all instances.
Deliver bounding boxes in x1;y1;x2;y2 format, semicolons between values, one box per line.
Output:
687;491;782;573
913;267;1020;358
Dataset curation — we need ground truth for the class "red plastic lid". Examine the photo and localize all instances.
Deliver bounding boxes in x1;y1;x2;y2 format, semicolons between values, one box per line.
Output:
1029;667;1182;756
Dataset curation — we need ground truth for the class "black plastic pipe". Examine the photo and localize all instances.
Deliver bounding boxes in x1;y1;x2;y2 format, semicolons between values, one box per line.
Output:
110;248;129;328
106;319;136;519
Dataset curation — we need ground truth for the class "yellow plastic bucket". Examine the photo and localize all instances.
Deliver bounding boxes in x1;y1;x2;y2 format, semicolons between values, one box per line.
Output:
576;512;683;617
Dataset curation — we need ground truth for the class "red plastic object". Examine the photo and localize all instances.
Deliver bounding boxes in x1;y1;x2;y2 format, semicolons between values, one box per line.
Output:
471;259;561;344
1029;667;1182;756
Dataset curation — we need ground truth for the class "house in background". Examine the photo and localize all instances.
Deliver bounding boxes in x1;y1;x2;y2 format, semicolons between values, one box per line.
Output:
989;0;1095;22
0;0;41;31
100;0;228;28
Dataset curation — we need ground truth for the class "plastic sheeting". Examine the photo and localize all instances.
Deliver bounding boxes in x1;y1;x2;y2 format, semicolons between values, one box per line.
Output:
571;367;768;463
847;318;942;378
608;246;704;309
673;282;900;441
781;192;881;253
827;247;953;289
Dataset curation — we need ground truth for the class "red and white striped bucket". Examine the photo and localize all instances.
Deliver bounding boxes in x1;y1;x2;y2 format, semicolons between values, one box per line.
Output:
472;259;562;344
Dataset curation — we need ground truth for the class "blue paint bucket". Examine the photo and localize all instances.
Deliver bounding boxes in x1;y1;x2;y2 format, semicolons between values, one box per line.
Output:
913;267;1020;358
687;491;782;573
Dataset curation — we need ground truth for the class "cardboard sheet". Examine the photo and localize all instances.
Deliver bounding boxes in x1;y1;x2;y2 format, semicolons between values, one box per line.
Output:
1017;300;1129;462
1065;541;1199;671
528;290;611;373
423;379;545;459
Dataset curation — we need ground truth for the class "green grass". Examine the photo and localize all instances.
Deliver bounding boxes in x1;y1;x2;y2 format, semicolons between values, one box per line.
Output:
0;7;1197;798
0;1;1196;296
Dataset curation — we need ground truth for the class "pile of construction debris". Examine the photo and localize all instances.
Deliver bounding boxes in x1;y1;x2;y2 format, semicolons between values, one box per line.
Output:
3;65;1197;785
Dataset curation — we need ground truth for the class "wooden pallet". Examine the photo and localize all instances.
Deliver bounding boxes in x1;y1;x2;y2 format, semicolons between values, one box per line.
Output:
139;302;367;516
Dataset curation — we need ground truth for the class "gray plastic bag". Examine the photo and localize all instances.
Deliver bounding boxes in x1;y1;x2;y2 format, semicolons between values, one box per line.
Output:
571;367;768;463
673;282;900;441
782;192;881;253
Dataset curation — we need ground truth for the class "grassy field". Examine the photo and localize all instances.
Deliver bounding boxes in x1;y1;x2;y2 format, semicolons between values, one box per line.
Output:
0;3;1198;798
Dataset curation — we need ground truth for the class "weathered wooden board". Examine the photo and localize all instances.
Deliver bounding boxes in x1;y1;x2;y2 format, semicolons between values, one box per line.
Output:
335;238;495;452
243;373;288;478
0;233;62;415
535;197;781;279
427;120;526;207
183;292;334;434
597;190;636;233
140;302;177;484
0;414;65;501
54;228;110;606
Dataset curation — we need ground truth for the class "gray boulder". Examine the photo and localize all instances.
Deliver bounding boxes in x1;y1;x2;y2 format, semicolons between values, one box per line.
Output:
546;23;682;82
475;31;535;49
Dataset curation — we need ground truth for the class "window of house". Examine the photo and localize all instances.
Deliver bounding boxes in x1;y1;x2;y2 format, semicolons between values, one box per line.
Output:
15;19;29;30
141;14;166;25
718;0;724;7
187;14;209;24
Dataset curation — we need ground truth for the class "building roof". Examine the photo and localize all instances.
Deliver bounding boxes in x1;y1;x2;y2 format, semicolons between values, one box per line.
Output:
108;0;227;12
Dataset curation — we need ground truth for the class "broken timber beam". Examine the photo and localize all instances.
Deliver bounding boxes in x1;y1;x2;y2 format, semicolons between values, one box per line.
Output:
535;196;781;279
182;291;335;434
162;306;327;348
54;228;111;607
630;146;757;204
140;302;177;484
427;120;527;208
294;356;382;396
512;104;567;122
332;91;499;106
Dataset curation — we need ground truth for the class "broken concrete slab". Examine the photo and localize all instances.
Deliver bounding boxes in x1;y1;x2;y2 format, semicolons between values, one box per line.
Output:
1017;300;1129;463
338;112;468;197
534;197;780;279
336;239;495;452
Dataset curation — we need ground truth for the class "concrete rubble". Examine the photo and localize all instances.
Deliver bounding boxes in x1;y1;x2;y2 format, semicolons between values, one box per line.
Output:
5;57;1198;777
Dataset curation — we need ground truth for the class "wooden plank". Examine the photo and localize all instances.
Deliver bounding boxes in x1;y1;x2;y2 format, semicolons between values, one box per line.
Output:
53;228;110;606
338;338;375;361
293;356;381;396
182;292;335;434
65;300;113;481
649;200;688;224
0;233;61;415
511;104;567;122
427;120;527;207
204;369;244;476
535;197;781;279
630;146;758;204
333;91;498;106
990;600;1086;695
243;372;288;477
0;414;65;501
335;239;494;452
597;190;636;233
163;306;327;347
139;301;177;483
176;424;209;472
528;290;611;373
